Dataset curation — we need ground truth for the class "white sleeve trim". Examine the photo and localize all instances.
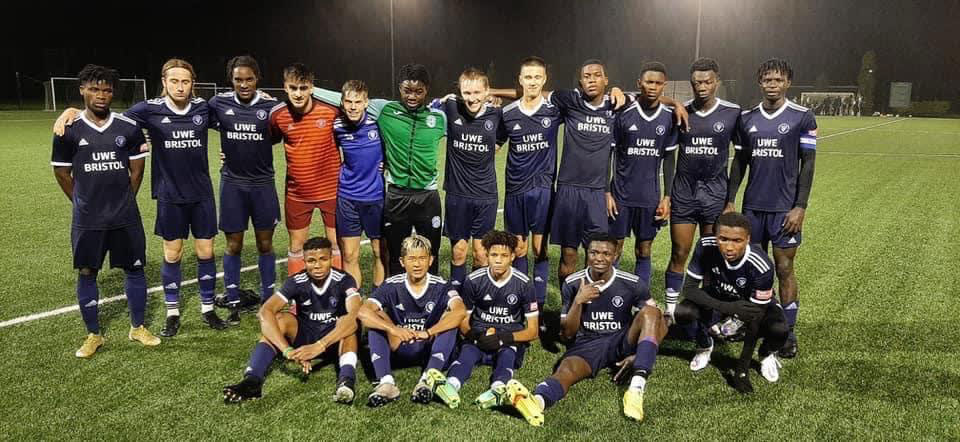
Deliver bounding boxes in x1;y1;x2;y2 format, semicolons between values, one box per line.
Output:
369;298;383;310
686;269;703;280
749;298;772;305
733;144;743;150
50;161;72;166
275;292;289;303
665;144;679;152
525;312;540;318
129;152;150;160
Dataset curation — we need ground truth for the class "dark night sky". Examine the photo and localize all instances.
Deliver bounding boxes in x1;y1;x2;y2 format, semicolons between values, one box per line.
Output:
5;0;959;109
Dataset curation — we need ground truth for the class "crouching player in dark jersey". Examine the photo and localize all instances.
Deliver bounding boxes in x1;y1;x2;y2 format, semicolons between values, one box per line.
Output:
506;234;667;425
223;237;362;404
727;59;817;359
435;230;539;410
51;64;160;358
669;212;788;393
358;234;466;407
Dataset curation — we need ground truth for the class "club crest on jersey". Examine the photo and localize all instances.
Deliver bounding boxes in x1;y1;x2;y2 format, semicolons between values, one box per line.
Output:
432;216;441;228
115;136;126;147
484;120;495;132
257;110;268;120
426;115;437;128
316;119;327;128
736;277;747;288
506;294;518;305
656;125;666;135
778;123;790;134
612;296;624;308
541;117;551;128
368;130;379;140
330;296;338;307
425;301;436;313
192;115;203;126
713;121;725;133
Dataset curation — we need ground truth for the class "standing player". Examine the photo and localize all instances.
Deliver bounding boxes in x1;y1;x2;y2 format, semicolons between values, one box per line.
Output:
51;64;160;358
664;58;742;323
500;56;561;308
52;59;227;336
334;80;386;290
438;230;539;409
357;234;466;407
726;59;817;358
208;55;281;322
312;64;447;276
607;62;678;287
223;237;362;403
506;234;667;425
669;212;788;393
434;68;505;286
268;63;342;277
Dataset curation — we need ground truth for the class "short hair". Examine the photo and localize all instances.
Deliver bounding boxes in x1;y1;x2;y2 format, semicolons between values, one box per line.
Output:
342;79;368;97
303;237;333;252
458;67;489;88
77;64;119;88
587;232;619;249
400;234;431;257
398;63;430;87
690;57;720;75
715;212;752;233
640;61;667;77
756;58;793;82
520;56;547;70
481;230;518;252
580;59;607;76
226;55;261;82
282;63;314;84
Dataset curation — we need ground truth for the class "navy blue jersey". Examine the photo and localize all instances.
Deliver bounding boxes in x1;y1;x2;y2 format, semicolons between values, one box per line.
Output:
51;112;149;230
686;236;775;304
334;112;385;201
501;97;562;195
276;269;360;337
561;268;650;339
738;101;818;212
462;267;538;333
676;99;742;181
611;102;679;207
372;274;461;331
550;89;617;189
435;99;504;199
126;97;213;203
207;91;279;186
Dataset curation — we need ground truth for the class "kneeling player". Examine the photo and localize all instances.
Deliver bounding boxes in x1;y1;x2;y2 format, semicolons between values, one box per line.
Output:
507;234;667;425
358;234;466;407
668;212;788;393
437;231;539;409
223;237;362;403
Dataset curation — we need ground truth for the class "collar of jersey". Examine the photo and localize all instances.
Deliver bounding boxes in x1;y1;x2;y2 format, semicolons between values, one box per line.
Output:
636;102;664;122
310;273;333;296
486;267;513;288
584;269;616;292
519;96;545;117
79;111;116;133
724;249;751;271
233;91;262;106
579;90;610;111
694;99;721;118
758;100;790;120
404;274;431;299
164;96;192;115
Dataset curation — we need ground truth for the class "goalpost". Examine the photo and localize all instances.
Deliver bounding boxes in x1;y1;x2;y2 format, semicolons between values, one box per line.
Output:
796;86;861;116
44;77;148;111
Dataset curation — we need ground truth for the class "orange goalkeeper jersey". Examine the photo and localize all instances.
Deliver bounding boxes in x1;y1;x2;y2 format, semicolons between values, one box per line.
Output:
269;101;341;202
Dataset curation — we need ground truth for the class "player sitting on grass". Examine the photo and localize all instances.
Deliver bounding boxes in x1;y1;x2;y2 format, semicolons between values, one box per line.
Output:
223;237;362;404
506;233;667;425
357;234;466;407
431;230;539;410
668;212;789;393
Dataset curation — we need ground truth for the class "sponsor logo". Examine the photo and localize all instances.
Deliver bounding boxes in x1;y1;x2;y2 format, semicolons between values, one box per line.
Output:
225;109;235;116
483;294;493;301
164;283;178;290
396;304;405;311
454;118;463;126
133;259;142;267
161;117;171;124
431;352;445;362
316;119;327;128
788;236;798;244
749;125;759;133
79;138;89;147
628;124;638;131
513;123;521;131
302;299;313;306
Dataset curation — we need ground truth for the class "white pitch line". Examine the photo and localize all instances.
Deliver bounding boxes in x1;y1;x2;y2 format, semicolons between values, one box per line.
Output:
817;118;906;140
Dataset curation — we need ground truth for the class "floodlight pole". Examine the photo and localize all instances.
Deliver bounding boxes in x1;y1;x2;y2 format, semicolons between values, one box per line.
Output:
694;0;702;60
390;0;396;99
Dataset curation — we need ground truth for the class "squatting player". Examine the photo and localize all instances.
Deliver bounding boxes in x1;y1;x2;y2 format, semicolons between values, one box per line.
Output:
506;233;668;425
53;58;228;336
607;61;678;287
726;58;817;358
664;58;742;321
223;237;362;403
51;64;160;358
669;212;788;393
357;234;466;407
268;63;343;277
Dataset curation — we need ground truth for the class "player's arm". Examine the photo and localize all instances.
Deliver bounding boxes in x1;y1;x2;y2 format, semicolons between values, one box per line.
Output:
290;292;363;363
258;294;295;354
126;126;150;195
785;117;818;233
561;278;601;340
129;156;146;195
725;147;749;213
658;146;676;220
53;167;74;201
513;310;540;343
424;296;467;338
51;134;75;201
358;297;418;342
657;95;690;131
52;108;83;136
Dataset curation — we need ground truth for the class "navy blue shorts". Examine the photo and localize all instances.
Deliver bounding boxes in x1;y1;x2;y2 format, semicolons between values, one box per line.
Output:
443;194;497;242
154;198;217;241
71;224;146;270
744;209;802;249
292;323;335;349
478;343;528;369
559;329;634;377
504;187;553;236
336;197;383;239
671;178;725;225
608;204;663;242
549;185;607;248
219;181;280;233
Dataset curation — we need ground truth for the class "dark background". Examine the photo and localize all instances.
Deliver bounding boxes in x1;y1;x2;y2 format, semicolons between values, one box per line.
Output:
4;0;959;111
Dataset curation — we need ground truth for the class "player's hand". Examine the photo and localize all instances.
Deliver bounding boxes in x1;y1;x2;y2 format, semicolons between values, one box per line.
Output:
389;326;418;343
219;151;226;166
723;202;736;215
574;277;603;305
299;360;313;374
655;196;671;221
673;104;690;132
259;90;274;99
289;341;326;362
725;300;764;322
53;107;82;136
485;95;503;107
782;207;805;234
605;192;619;219
414;330;431;341
477;331;515;352
464;328;483;343
610;87;627;110
440;93;457;104
613;355;636;385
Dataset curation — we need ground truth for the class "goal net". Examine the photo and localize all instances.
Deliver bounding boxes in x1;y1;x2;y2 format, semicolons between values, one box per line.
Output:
44;77;147;111
799;92;860;116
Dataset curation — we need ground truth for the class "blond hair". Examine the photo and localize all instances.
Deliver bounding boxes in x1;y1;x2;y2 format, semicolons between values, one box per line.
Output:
160;58;196;98
400;234;432;257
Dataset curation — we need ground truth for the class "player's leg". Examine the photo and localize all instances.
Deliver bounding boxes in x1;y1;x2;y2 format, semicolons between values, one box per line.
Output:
633;207;661;287
193;197;225;329
530;356;592;413
468;199;497;269
382;189;409;277
414;329;458;404
72;227;105;358
514;235;530;273
108;223;159;347
287;225;310;276
253;228;277;304
550;185;583;283
446;342;484;392
371;239;385;288
336;197;364;287
334;333;359;404
504;191;529;273
773;245;800;357
340;236;363;287
450;239;469;285
220;182;250;318
666;222;696;305
319;199;342;269
445;193;470;285
530;233;549;308
635;240;653;285
622;305;668;421
419;191;444;275
360;199;386;287
160;238;185;336
224;312;298;403
758;304;789;383
471;238;488;269
673;300;714;370
366;316;402;406
250;184;281;304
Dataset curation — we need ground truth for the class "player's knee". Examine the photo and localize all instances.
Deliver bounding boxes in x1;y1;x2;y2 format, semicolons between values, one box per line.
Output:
225;238;243;255
515;237;528;257
78;267;97;277
767;320;790;339
670;244;691;263
673;302;698;324
451;242;468;263
194;240;214;260
342;247;360;264
256;238;273;254
775;258;795;279
635;242;652;258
